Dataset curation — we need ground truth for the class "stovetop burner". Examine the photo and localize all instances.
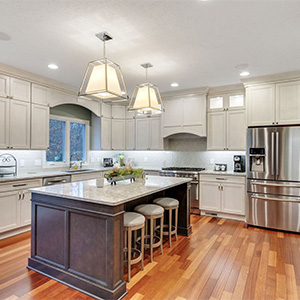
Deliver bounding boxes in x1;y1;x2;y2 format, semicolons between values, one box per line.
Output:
161;167;206;172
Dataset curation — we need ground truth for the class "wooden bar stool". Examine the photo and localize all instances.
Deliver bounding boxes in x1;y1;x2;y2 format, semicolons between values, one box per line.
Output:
123;212;145;282
134;204;164;263
153;197;179;247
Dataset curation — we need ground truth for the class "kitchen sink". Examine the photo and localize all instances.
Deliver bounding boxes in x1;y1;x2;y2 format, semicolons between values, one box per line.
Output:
65;169;96;173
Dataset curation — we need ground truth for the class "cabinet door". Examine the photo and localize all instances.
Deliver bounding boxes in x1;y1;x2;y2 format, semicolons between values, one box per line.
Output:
20;191;31;226
247;84;275;126
10;78;31;102
149;117;163;150
227;110;246;150
222;183;245;215
200;181;221;212
125;119;136;150
111;119;125;150
101;103;112;118
163;99;182;127
111;105;126;119
208;96;224;111
276;81;300;125
183;97;205;126
9;100;30;149
125;107;136;119
0;191;20;232
101;117;111;150
136;118;149;150
0;74;9;98
31;104;49;150
207;112;226;150
0;97;9;148
32;84;50;106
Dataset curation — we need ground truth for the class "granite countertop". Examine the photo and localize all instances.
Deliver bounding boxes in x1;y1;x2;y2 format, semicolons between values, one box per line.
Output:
30;176;191;206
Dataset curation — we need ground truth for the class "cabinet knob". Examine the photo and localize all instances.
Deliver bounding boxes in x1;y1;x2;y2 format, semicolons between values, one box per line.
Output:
272;122;275;124
276;122;279;124
7;146;9;149
224;148;226;150
6;95;9;99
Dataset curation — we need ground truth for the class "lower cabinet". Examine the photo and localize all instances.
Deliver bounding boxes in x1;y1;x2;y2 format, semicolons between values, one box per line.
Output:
0;179;42;234
200;174;246;216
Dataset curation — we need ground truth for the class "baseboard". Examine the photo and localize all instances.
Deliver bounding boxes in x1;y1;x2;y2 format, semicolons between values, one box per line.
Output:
0;225;31;240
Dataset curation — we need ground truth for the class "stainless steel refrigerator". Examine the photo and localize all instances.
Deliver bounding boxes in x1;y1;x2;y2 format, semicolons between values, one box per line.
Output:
247;126;300;232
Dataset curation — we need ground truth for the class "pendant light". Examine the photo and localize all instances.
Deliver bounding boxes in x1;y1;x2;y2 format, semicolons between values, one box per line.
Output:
78;31;128;102
128;63;164;115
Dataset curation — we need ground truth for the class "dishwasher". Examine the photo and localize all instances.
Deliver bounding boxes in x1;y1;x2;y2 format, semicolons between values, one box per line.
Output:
42;175;71;186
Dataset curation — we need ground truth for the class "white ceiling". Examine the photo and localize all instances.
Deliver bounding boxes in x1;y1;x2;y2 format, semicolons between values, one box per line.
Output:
1;0;300;93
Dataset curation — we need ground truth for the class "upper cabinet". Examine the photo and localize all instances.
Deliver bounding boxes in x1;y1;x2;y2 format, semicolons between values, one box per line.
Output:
243;72;300;126
162;88;208;138
207;85;246;151
32;84;50;106
111;105;126;119
0;75;30;102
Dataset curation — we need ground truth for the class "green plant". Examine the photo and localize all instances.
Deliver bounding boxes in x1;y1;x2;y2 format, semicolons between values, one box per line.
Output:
104;166;144;180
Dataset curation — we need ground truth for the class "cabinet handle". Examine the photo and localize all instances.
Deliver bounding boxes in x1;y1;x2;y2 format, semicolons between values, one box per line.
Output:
216;178;227;180
272;122;275;124
224;148;226;150
11;96;13;99
7;146;9;149
6;95;9;98
18;192;21;201
22;192;25;200
13;183;27;187
221;185;224;191
276;122;279;124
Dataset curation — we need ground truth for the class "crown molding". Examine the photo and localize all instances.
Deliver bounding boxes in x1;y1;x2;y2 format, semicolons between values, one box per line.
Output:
208;83;245;96
161;86;209;99
0;62;78;94
241;70;300;87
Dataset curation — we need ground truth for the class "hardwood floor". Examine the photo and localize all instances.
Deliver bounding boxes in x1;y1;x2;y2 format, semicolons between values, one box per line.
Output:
1;215;300;300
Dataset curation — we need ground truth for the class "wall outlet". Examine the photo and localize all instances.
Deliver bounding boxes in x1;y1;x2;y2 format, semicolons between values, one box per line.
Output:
210;158;215;165
90;157;95;163
34;159;42;166
20;160;25;167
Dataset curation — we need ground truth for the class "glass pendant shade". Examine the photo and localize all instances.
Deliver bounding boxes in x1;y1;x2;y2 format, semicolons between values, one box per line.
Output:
78;58;128;102
128;82;164;115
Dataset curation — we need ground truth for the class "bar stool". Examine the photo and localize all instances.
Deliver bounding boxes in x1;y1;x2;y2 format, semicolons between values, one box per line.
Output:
134;204;164;262
153;197;179;247
123;212;145;282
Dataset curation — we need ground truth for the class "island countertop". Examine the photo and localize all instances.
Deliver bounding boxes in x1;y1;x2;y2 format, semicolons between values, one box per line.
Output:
30;175;192;206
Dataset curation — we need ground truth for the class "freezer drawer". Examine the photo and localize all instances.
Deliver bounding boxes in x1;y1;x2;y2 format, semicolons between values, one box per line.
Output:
247;193;300;232
247;179;300;197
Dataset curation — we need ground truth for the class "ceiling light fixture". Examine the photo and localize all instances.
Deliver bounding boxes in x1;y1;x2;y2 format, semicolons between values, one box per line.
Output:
78;31;128;102
48;64;58;70
128;63;164;115
240;71;250;77
171;82;179;87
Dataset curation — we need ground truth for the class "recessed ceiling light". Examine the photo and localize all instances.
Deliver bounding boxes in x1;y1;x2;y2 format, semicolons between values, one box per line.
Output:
171;82;179;87
240;71;250;77
48;64;58;70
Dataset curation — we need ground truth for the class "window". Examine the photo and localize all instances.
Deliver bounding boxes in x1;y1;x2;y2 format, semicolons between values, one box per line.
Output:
46;116;89;164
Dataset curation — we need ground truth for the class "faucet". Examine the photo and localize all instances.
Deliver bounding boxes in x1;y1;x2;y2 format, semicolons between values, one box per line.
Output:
70;154;75;169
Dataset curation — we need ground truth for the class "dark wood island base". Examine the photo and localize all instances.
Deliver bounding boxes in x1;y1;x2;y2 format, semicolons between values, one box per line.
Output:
28;179;191;300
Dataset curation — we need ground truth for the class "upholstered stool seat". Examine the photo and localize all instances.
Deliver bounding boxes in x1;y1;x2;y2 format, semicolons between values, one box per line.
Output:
134;204;164;262
153;197;179;247
123;212;145;282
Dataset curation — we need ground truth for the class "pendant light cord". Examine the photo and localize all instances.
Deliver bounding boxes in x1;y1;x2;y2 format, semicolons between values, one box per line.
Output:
145;67;148;83
103;40;106;58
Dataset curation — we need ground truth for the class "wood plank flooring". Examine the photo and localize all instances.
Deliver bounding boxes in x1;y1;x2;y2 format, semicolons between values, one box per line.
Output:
1;215;300;299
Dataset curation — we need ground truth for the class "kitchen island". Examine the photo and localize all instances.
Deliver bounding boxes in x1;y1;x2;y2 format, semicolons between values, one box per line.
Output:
27;176;192;300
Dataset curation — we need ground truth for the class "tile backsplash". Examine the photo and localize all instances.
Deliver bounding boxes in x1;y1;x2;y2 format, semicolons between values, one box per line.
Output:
0;149;245;175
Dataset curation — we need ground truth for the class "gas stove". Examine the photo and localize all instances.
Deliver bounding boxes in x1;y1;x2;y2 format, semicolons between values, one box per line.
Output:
159;167;205;179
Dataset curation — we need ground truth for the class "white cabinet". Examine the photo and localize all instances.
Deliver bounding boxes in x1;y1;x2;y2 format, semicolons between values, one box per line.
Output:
207;112;226;150
112;105;126;119
9;99;30;149
163;94;206;137
149;117;163;150
111;119;125;150
246;84;275;126
0;179;42;235
125;119;135;150
10;78;31;102
0;97;9;148
101;117;111;150
0;191;19;232
101;103;112;118
32;84;50;106
226;110;246;150
31;104;49;150
275;81;300;125
200;175;245;216
0;74;9;98
136;117;163;150
136;118;149;150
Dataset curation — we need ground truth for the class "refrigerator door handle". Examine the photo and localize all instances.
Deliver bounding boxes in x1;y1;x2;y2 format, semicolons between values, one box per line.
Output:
271;132;275;176
276;132;279;177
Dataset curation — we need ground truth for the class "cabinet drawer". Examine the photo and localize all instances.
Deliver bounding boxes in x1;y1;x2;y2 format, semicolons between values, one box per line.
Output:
71;171;103;182
200;174;245;184
0;178;42;193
